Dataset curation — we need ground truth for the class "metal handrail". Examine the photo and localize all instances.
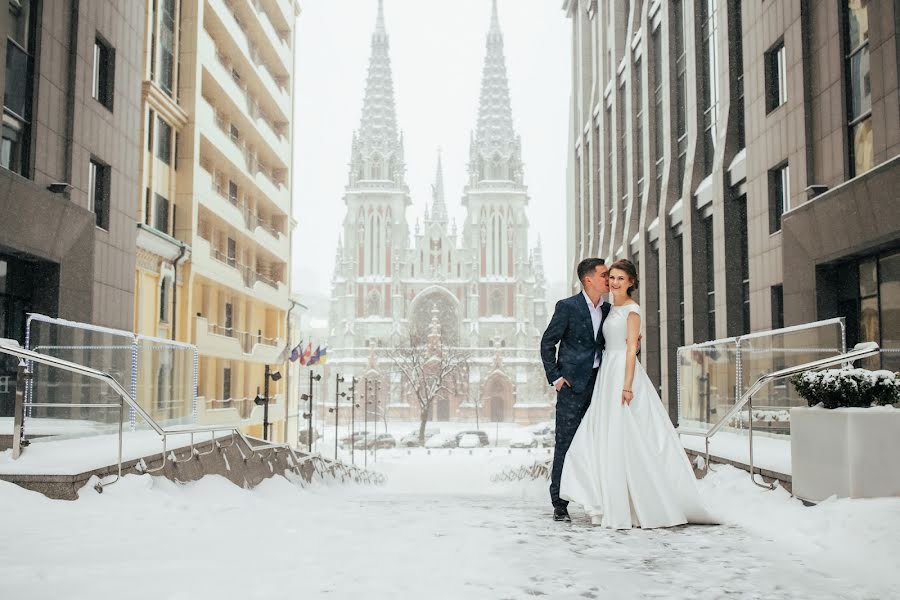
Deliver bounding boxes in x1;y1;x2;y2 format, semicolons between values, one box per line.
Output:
678;341;881;489
0;340;384;490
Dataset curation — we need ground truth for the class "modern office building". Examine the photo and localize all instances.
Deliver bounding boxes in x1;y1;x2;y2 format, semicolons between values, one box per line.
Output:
0;0;144;344
563;0;899;418
132;0;300;439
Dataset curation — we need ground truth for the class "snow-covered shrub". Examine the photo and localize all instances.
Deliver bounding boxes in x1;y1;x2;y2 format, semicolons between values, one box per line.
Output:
791;368;900;409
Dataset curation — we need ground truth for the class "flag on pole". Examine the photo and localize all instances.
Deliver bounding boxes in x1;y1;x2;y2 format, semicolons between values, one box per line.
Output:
289;341;303;363
308;345;322;366
318;347;328;365
300;342;312;366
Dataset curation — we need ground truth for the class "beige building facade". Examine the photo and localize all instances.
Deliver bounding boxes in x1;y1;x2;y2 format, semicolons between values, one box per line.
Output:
133;0;300;440
564;0;899;419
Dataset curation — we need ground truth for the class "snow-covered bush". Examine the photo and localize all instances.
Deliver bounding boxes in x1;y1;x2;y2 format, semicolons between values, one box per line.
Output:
791;368;900;409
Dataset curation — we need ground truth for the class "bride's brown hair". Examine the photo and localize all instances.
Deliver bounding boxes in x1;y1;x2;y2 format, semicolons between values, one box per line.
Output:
609;259;639;297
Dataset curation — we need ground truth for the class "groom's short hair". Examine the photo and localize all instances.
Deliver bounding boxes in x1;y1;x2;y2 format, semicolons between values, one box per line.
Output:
577;258;605;283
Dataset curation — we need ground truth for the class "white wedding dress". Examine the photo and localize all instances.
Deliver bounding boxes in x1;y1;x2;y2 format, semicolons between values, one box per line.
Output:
560;303;714;529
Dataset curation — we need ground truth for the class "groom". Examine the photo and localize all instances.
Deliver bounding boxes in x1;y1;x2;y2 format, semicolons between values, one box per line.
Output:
540;258;610;522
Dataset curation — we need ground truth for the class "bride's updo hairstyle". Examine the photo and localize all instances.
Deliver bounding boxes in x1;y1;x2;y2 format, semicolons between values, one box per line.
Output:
609;259;639;297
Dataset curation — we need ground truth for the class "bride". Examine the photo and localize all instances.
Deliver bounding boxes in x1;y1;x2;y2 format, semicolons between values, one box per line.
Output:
560;259;714;529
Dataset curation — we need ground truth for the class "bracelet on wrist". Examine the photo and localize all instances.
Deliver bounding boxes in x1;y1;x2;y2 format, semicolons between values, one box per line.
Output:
623;389;632;393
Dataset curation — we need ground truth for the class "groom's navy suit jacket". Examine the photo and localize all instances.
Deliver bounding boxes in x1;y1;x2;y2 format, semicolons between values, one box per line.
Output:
540;293;611;394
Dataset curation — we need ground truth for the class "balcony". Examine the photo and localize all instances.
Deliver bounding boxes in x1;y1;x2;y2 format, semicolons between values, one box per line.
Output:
194;316;285;363
201;31;290;162
197;167;289;257
193;234;290;309
206;0;290;120
246;0;292;72
198;99;290;213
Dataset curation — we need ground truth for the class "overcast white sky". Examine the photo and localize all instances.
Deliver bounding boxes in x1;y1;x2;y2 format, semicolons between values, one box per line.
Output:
291;0;571;316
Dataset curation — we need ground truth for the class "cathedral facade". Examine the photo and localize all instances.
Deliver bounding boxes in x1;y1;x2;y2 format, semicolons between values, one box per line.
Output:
326;1;551;425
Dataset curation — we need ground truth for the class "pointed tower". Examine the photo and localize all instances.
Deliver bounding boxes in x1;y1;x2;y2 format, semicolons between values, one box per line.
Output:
462;1;531;330
429;149;448;228
467;0;524;189
335;0;410;338
348;0;407;189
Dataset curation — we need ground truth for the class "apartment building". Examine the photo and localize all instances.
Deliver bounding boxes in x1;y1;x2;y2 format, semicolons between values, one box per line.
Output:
564;0;899;418
133;0;299;439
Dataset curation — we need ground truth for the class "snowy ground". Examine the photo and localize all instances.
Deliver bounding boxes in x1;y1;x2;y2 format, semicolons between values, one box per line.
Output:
2;451;899;599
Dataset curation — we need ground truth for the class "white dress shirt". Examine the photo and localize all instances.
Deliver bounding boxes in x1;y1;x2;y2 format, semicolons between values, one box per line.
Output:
582;290;603;368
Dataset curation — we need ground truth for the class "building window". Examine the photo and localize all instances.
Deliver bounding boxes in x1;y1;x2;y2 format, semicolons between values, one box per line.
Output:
159;278;169;322
88;159;111;230
765;41;787;113
738;197;750;334
154;193;169;234
618;80;629;227
158;0;176;95
222;366;232;402
771;285;784;329
651;27;664;206
92;37;115;110
634;58;644;219
156;117;172;164
842;0;872;177
698;0;719;176
226;238;237;268
732;2;745;149
224;302;233;332
768;163;790;233
674;234;685;345
366;291;381;316
490;289;504;316
228;180;238;205
605;105;613;228
3;0;36;177
673;0;687;194
146;110;155;151
703;216;715;341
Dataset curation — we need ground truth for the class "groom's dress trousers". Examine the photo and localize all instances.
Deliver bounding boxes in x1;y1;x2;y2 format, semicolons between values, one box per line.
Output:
540;292;610;508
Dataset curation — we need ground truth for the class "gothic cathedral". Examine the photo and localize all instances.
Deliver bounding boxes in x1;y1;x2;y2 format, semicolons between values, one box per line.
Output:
328;1;551;425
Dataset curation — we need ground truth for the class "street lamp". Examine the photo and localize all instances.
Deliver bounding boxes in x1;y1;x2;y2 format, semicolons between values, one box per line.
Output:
300;370;321;452
328;374;345;461
349;376;359;466
255;365;282;441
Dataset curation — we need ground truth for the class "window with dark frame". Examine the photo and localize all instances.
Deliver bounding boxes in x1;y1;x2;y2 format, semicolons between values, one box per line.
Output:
159;278;168;322
224;302;233;332
842;0;872;177
222;367;232;402
765;41;787;113
768;163;790;233
88;159;111;230
634;57;644;221
738;197;750;334
651;27;664;207
704;216;715;341
618;80;628;226
3;0;37;177
92;36;115;110
698;0;719;176
771;285;784;330
673;0;687;194
158;0;176;95
153;193;169;234
732;2;746;149
156;116;172;164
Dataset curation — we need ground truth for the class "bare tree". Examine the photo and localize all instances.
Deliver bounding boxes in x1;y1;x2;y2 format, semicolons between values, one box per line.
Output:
386;333;471;445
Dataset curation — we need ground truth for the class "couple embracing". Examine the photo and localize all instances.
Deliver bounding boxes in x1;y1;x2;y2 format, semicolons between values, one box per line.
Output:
540;258;714;529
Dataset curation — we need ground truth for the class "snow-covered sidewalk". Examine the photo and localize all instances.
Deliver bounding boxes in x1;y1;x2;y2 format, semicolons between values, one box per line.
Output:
0;451;897;599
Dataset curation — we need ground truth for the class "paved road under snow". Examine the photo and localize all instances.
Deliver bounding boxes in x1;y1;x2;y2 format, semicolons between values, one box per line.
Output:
0;451;897;599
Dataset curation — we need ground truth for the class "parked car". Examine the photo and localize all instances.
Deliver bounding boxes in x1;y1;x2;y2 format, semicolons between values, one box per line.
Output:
400;428;440;447
455;430;490;447
425;432;458;449
508;430;539;449
353;433;397;450
339;432;366;449
458;433;482;449
527;423;555;447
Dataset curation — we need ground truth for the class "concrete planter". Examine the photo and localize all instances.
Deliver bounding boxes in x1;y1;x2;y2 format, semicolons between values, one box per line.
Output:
791;406;900;502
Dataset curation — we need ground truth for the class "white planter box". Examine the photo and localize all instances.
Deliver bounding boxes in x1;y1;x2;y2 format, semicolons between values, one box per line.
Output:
791;406;900;502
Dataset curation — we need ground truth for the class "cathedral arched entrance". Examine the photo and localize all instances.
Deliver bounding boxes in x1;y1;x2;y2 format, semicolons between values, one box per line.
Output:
481;372;513;422
408;286;460;345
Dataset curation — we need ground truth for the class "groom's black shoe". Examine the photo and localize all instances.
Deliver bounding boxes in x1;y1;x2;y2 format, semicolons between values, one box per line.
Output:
553;506;571;522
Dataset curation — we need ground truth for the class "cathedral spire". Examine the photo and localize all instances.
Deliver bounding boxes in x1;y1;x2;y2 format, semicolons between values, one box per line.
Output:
430;148;448;226
349;0;405;188
469;0;523;187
